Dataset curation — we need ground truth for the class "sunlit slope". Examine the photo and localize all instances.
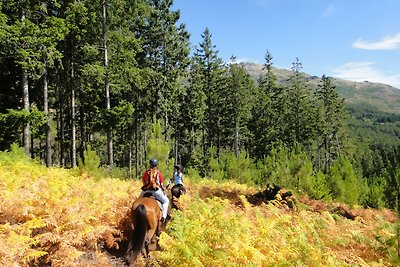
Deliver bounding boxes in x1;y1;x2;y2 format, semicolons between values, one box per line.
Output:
0;154;139;266
158;180;398;267
0;155;398;266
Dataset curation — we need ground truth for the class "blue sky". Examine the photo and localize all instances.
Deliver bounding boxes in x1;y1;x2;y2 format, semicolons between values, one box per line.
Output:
172;0;400;89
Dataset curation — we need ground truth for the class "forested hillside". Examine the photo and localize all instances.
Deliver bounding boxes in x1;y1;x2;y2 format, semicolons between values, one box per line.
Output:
1;1;400;211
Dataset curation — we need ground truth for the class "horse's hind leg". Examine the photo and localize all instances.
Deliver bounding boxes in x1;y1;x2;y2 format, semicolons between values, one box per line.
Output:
144;239;150;257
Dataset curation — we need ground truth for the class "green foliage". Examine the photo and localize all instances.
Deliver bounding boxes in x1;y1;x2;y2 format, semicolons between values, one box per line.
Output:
147;119;170;175
314;75;348;172
0;108;45;150
78;144;103;180
328;157;363;205
186;167;202;183
0;143;30;165
383;164;400;210
309;171;331;200
361;177;386;209
207;146;224;180
223;150;257;184
262;144;314;193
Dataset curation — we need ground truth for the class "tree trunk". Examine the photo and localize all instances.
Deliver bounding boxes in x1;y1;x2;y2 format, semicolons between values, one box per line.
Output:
103;0;113;167
22;67;30;157
129;143;132;179
71;62;77;168
234;118;239;157
21;11;30;157
79;104;85;161
43;70;52;166
57;84;65;166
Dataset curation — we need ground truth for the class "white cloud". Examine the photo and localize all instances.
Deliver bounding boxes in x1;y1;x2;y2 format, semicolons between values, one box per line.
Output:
353;33;400;50
323;4;337;17
331;62;400;89
233;57;260;64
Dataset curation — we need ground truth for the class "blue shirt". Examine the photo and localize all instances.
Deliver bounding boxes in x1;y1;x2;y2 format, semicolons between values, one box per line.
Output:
173;171;184;185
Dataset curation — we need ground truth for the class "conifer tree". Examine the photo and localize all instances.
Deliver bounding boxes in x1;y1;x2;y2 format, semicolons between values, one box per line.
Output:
314;75;348;173
221;56;255;156
138;0;190;125
180;58;206;168
285;58;316;148
328;156;361;205
0;1;67;160
192;27;225;161
249;50;285;160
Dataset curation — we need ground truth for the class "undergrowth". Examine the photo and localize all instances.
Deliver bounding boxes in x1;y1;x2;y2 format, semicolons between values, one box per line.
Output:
0;146;138;266
0;147;398;266
157;180;398;267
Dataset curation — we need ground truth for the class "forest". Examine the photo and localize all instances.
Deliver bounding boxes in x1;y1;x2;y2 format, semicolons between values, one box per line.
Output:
1;0;400;211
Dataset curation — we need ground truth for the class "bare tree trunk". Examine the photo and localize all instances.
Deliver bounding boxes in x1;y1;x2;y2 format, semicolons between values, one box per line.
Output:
234;118;239;157
22;68;30;157
79;105;85;161
57;85;65;166
129;143;132;179
43;70;52;166
174;119;178;162
21;11;30;157
71;62;77;168
103;0;113;167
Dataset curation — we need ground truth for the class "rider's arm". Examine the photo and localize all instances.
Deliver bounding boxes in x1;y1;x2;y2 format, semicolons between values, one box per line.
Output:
141;171;148;185
158;172;164;185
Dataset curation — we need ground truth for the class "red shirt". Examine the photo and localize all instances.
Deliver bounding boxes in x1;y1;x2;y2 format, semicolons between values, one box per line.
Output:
141;168;163;186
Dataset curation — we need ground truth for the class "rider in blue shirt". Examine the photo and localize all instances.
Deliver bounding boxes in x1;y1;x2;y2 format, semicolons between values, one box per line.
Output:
168;164;187;195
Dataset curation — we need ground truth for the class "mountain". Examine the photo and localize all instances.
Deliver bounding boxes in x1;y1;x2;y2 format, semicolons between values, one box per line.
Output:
240;62;400;114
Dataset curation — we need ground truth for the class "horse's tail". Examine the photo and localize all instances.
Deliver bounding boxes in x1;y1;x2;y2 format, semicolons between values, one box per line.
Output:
130;204;148;259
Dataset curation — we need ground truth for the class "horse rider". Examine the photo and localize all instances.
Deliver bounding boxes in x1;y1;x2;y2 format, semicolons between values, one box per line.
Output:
139;158;169;223
167;164;187;194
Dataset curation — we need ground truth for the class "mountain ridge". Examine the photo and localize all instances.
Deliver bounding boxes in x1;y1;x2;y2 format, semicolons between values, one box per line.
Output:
240;62;400;114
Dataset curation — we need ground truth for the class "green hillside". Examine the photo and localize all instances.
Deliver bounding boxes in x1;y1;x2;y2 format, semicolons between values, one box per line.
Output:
241;62;400;114
241;62;400;146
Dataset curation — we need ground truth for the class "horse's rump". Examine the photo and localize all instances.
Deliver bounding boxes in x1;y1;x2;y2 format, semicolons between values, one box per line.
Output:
171;184;184;199
126;197;161;264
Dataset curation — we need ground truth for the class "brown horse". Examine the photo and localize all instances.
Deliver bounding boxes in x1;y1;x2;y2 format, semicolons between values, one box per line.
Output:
125;197;161;264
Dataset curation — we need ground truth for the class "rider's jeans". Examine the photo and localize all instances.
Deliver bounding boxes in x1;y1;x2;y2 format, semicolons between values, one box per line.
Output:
140;188;169;219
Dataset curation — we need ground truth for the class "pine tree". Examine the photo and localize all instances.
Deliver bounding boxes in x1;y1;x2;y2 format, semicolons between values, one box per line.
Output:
0;1;67;160
328;156;361;205
285;58;316;148
221;56;255;156
249;50;285;160
178;56;207;169
192;27;226;161
138;0;190;125
314;75;348;173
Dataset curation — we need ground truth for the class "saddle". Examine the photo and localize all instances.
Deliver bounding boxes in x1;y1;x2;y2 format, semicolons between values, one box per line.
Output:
143;191;163;211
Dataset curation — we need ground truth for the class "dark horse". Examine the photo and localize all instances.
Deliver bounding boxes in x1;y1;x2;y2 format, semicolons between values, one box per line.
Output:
170;184;186;209
125;197;161;264
171;184;184;199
